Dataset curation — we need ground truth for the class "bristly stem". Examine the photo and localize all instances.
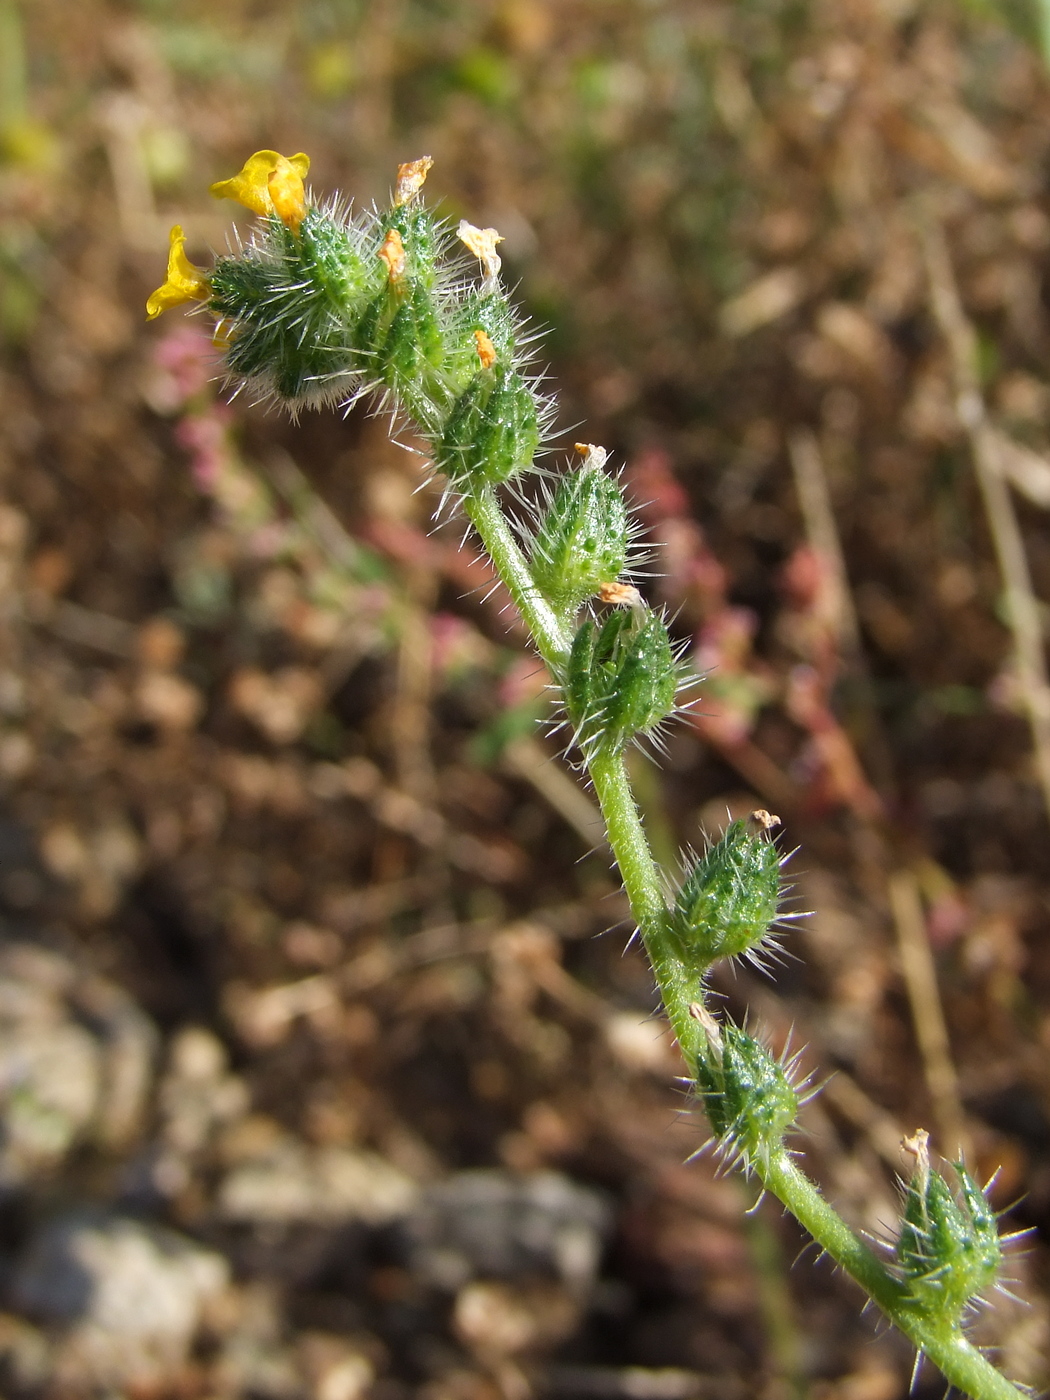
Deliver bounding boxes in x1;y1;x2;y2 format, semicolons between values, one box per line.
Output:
587;747;704;1061
462;484;573;667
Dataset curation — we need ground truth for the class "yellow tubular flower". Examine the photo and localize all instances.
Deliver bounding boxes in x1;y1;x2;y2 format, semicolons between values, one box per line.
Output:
209;150;310;229
146;226;211;320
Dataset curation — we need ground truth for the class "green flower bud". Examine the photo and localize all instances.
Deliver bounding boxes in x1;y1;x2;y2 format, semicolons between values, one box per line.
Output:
379;280;445;399
530;453;629;613
437;363;540;487
384;203;442;286
442;291;523;398
896;1132;1001;1325
565;607;678;755
673;815;782;970
692;1006;799;1165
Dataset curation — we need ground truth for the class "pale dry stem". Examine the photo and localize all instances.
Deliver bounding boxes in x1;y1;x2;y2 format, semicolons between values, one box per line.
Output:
788;427;864;660
889;867;971;1162
919;213;1050;827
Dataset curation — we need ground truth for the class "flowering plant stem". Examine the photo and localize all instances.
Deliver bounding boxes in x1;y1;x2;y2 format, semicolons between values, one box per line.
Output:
765;1155;1023;1400
149;151;1025;1400
466;485;1023;1400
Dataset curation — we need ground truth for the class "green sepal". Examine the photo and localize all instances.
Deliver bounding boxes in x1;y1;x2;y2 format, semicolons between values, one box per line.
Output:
694;1017;798;1164
672;819;781;968
565;608;677;754
442;290;521;397
295;207;373;307
530;466;629;613
208;207;368;404
383;203;441;286
437;364;540;487
896;1154;1001;1324
381;281;445;392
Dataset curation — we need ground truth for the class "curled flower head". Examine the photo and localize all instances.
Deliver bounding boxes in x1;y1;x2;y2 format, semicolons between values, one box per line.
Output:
394;155;434;206
146;225;211;321
457;220;504;285
209;150;310;231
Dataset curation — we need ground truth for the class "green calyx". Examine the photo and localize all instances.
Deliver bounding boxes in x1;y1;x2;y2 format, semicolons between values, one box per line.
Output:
530;456;629;613
692;1009;798;1165
383;203;442;285
565;607;678;755
896;1136;1002;1325
209;207;367;405
672;817;782;969
437;363;540;488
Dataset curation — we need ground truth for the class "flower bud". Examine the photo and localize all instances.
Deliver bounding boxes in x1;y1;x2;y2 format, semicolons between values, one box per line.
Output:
530;462;629;613
437;364;540;487
692;1007;798;1162
896;1133;1001;1324
565;608;678;754
381;280;445;397
672;816;782;968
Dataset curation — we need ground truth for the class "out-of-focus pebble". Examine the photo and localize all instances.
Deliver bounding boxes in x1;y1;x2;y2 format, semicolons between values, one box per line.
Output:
218;1138;420;1225
12;1211;229;1387
405;1170;611;1293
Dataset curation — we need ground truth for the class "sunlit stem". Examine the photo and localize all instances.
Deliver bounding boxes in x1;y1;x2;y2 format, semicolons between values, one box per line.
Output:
462;484;573;668
469;497;1026;1400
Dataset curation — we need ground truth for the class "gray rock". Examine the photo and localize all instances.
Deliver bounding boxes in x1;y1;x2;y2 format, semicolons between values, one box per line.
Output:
217;1139;420;1226
12;1210;228;1386
406;1170;611;1292
0;940;157;1183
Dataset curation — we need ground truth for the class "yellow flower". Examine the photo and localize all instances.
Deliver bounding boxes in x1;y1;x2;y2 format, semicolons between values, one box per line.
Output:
209;150;310;231
146;225;211;321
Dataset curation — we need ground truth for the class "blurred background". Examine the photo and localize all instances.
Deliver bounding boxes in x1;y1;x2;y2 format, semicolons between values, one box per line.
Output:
1;0;1050;1395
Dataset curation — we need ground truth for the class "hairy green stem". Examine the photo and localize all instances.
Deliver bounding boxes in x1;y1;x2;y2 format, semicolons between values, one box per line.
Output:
586;748;706;1063
462;484;573;667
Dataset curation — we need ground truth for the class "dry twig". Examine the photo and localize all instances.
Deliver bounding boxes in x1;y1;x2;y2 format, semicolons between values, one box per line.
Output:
919;213;1050;825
